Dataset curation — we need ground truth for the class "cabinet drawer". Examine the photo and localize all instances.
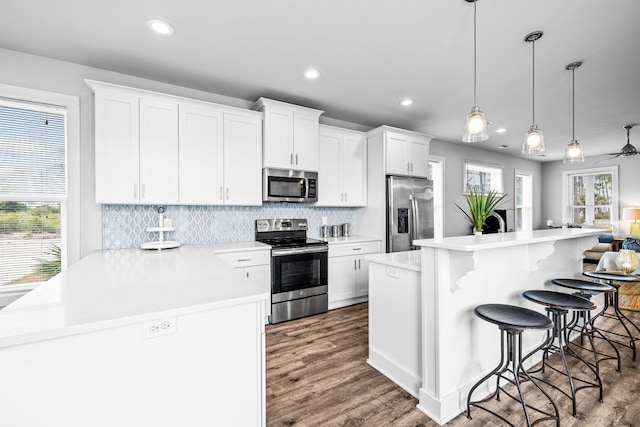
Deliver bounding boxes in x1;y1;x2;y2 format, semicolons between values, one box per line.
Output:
329;241;381;258
216;250;271;268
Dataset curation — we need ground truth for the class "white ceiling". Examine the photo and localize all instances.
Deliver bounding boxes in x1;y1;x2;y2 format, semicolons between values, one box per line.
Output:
1;0;639;162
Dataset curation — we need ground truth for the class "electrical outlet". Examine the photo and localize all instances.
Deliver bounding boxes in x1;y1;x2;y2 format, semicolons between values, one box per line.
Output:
143;317;177;339
386;267;399;279
322;216;328;225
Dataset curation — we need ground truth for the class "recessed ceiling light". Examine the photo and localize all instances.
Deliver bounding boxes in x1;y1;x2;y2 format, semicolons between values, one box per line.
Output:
303;68;320;79
400;99;413;107
147;19;175;36
495;128;508;133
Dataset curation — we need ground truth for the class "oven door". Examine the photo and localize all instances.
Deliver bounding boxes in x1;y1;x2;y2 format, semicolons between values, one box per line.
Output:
271;246;328;300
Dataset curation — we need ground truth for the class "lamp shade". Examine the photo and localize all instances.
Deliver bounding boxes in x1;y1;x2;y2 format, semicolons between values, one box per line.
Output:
462;106;489;143
622;207;640;220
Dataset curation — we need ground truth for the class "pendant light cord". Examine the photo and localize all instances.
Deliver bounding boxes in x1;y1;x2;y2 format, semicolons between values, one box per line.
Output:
531;40;535;124
572;67;575;140
473;0;478;106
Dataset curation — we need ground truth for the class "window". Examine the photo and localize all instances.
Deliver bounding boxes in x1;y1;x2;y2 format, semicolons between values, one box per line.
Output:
515;170;533;232
562;167;618;227
464;160;503;194
0;99;66;288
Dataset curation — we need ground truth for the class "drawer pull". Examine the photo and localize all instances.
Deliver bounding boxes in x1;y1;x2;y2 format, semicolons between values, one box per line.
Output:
352;247;362;251
237;258;252;262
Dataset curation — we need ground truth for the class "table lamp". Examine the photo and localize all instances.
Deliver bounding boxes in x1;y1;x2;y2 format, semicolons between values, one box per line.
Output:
623;207;640;238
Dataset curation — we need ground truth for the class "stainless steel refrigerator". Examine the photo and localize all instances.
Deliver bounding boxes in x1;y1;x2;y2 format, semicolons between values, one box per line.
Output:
386;175;434;252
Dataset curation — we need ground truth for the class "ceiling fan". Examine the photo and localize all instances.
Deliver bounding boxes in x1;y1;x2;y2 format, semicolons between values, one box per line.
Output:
603;124;638;159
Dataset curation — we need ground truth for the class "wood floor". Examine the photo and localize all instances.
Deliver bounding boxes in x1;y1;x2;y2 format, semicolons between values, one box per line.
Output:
266;298;640;426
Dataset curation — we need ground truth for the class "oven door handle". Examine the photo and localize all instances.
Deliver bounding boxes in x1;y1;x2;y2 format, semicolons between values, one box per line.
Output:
271;246;329;257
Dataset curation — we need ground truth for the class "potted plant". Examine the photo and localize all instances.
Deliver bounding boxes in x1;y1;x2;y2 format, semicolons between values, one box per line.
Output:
455;189;508;235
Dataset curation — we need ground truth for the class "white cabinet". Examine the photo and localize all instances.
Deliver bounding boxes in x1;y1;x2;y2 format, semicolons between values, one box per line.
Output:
88;80;262;206
92;84;180;205
179;103;262;205
178;103;224;205
139;96;179;204
328;239;381;309
215;248;271;323
384;130;430;177
318;125;367;207
252;98;323;171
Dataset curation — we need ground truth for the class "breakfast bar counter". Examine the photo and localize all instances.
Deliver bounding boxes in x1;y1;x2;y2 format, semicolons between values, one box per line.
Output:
374;228;600;425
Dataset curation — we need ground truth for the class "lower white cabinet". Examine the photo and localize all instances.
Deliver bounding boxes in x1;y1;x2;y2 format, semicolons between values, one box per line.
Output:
215;248;271;322
328;239;381;309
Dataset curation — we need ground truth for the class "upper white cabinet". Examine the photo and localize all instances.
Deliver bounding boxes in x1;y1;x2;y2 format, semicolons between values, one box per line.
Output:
179;102;262;205
88;80;262;205
383;129;431;177
318;125;367;207
252;98;323;171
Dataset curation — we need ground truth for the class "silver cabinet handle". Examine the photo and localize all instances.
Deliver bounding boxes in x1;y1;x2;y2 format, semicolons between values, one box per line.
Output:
220;187;223;201
133;184;138;199
290;153;294;165
246;272;249;278
142;184;146;199
226;188;229;200
354;259;357;270
295;154;298;165
352;247;362;251
358;259;361;270
237;258;252;262
345;192;348;202
407;162;411;173
340;192;344;202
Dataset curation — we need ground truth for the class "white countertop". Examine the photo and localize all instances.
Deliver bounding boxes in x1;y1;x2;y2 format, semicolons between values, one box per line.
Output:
365;250;421;272
319;235;380;244
0;244;269;349
414;228;601;252
210;241;271;253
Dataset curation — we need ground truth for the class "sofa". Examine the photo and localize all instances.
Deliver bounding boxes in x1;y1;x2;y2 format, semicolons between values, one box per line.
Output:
583;234;615;264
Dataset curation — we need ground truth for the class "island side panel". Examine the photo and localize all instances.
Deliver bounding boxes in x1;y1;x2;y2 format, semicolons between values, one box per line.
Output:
418;236;594;424
0;300;265;427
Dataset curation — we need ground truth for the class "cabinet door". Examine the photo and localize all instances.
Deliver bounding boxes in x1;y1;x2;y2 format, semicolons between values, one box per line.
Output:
94;90;140;204
328;256;357;303
293;111;319;171
244;265;270;291
355;256;370;297
408;137;429;178
385;132;410;176
223;113;262;205
341;131;367;206
317;127;343;206
139;97;179;204
178;104;224;205
263;106;294;169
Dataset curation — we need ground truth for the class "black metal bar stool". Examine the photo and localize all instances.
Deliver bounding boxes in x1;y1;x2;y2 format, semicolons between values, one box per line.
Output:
550;278;621;373
522;290;603;418
466;303;560;427
583;270;640;361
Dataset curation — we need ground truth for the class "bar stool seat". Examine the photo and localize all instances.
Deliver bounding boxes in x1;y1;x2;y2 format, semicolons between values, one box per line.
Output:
467;304;559;427
522;290;603;418
551;278;621;372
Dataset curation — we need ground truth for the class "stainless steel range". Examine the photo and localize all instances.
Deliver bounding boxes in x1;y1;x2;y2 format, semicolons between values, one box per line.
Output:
255;219;328;324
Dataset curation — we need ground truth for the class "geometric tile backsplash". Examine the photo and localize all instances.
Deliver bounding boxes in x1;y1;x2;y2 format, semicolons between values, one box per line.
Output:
102;203;355;249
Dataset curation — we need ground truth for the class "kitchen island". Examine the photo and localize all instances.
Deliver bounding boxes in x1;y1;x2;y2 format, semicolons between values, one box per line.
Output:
367;228;601;425
0;244;269;427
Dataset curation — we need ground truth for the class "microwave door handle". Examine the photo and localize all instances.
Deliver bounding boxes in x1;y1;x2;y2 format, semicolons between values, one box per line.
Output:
302;179;307;199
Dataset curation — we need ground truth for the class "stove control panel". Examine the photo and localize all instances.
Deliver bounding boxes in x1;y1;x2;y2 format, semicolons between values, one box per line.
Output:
256;219;308;232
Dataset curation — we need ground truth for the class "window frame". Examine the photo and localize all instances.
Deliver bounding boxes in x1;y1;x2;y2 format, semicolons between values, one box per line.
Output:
0;83;79;298
428;155;445;239
561;166;618;227
515;169;533;232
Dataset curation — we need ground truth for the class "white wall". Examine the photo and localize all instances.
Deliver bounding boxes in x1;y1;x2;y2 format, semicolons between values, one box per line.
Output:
541;155;640;237
430;139;543;237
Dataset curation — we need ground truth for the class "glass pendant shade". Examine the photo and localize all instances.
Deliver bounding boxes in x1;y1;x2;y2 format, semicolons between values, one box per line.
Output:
462;106;488;143
522;124;545;154
616;249;639;274
563;139;584;164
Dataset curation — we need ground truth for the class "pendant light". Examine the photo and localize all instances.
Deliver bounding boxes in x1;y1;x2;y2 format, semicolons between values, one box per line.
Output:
462;0;488;143
522;31;545;154
563;61;584;164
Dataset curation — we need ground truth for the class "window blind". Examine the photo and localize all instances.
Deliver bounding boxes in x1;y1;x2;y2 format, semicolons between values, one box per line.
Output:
0;99;65;287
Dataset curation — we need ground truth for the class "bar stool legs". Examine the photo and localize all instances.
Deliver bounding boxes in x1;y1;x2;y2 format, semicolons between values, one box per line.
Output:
525;306;603;418
592;283;640;361
467;304;559;426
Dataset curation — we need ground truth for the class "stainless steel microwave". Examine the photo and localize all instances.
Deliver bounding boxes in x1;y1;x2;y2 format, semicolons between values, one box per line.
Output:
263;168;318;203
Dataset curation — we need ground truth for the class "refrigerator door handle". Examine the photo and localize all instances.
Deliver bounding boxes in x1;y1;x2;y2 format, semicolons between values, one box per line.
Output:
409;194;415;250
